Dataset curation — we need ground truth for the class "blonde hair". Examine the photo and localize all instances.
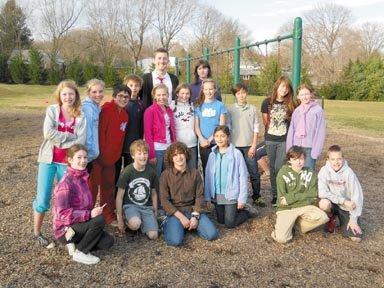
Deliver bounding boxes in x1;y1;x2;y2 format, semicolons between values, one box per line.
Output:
54;80;81;117
130;139;149;155
195;78;217;110
86;78;105;93
151;84;169;100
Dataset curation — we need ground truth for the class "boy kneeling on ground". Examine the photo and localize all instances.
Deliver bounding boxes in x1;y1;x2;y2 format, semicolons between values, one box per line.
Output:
318;145;363;242
271;146;329;243
160;142;218;247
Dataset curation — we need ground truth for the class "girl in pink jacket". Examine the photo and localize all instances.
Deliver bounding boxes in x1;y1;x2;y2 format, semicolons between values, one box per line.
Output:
144;84;176;179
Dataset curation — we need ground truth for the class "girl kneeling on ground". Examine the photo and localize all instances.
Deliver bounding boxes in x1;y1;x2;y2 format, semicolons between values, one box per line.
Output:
53;144;114;265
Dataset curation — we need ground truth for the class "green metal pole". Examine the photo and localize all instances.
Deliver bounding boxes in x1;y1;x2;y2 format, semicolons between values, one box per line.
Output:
234;37;240;84
291;17;302;99
186;52;191;84
204;47;209;61
175;57;179;77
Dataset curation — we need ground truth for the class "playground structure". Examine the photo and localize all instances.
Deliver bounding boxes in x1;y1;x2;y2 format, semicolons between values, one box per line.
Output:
175;17;302;97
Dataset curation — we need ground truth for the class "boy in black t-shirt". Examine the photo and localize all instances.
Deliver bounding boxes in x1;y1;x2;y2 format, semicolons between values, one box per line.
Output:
116;140;159;239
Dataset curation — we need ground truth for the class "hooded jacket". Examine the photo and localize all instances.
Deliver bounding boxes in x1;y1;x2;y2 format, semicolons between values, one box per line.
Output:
38;104;86;164
318;160;363;222
276;164;318;211
286;101;326;159
97;100;128;166
204;144;249;204
81;97;101;162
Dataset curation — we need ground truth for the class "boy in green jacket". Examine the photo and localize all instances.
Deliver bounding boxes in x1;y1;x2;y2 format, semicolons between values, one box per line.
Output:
271;146;328;243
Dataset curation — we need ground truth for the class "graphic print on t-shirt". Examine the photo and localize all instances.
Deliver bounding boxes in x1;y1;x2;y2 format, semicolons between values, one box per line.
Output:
127;177;151;205
202;107;217;117
174;110;194;123
268;103;287;136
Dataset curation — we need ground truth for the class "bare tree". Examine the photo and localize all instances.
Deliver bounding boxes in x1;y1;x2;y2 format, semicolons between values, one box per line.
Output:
190;5;224;53
119;0;153;73
38;0;84;65
153;0;195;51
359;21;384;58
86;0;121;67
303;3;352;84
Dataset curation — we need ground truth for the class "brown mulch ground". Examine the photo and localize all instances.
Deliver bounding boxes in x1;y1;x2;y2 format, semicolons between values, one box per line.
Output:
0;109;383;288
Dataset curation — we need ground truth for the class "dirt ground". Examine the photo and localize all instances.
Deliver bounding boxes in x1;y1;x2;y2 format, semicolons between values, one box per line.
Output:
0;109;383;288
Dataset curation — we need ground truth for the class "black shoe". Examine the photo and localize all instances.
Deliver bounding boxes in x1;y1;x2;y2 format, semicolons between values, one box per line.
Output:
271;197;277;206
244;203;258;218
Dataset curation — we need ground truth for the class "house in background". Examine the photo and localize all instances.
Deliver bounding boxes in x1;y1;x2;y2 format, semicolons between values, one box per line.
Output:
7;49;65;69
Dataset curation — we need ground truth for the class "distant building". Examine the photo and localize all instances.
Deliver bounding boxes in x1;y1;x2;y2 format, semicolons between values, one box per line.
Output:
7;49;65;69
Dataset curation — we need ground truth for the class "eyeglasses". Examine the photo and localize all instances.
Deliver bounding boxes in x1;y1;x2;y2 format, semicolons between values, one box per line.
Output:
116;94;130;100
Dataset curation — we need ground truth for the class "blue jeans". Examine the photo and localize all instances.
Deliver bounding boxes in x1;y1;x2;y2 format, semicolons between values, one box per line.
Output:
303;147;316;171
33;162;67;213
163;212;218;246
215;203;250;228
154;149;166;180
265;141;286;197
237;146;260;199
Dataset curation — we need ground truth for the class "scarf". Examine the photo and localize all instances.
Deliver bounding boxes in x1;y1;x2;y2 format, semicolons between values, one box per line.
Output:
295;101;316;138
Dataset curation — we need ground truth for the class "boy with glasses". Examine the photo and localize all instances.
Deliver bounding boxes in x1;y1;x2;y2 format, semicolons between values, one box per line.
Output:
90;85;130;226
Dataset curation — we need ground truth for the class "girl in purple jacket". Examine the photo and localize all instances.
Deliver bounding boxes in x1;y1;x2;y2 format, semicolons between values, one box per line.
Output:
53;144;114;265
286;84;326;170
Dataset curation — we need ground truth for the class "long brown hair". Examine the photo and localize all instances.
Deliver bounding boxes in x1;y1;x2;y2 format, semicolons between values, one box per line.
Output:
174;83;193;113
270;76;295;119
54;80;82;117
194;78;217;110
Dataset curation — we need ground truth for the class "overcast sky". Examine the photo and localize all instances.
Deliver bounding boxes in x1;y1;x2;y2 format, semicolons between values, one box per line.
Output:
201;0;384;41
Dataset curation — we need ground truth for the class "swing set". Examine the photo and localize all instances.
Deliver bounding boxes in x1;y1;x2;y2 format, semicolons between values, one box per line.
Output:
175;17;302;97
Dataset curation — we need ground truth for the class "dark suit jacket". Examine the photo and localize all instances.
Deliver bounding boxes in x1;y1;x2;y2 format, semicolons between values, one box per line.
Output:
140;72;179;109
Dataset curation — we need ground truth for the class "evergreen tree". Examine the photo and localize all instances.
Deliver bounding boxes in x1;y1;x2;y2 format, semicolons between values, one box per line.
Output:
83;57;99;83
103;62;119;87
257;56;281;96
66;58;84;85
48;64;64;85
0;53;10;83
28;48;42;84
10;53;27;83
0;0;32;55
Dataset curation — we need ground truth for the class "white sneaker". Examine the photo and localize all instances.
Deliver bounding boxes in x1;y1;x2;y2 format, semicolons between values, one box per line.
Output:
66;243;76;256
72;249;100;265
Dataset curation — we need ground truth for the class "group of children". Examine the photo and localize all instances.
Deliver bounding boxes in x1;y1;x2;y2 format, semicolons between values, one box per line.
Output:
31;48;364;265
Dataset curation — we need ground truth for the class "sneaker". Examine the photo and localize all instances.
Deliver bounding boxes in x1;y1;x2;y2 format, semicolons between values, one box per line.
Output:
271;197;277;206
35;234;56;249
66;243;76;256
323;215;336;233
244;203;258;218
253;197;266;207
72;249;100;265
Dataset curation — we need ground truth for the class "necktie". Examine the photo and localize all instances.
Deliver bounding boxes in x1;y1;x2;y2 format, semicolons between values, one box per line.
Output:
157;76;164;84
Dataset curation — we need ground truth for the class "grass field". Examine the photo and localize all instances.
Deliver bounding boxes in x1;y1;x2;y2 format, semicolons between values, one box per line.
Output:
1;84;383;138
